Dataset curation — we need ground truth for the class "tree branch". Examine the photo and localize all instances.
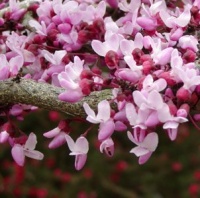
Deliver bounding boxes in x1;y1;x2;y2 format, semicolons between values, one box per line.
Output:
0;78;113;118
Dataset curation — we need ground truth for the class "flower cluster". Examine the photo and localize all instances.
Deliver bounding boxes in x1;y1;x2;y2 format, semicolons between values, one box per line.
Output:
0;0;200;170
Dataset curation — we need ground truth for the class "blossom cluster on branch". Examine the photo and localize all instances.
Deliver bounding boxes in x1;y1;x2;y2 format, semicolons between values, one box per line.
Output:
0;0;200;170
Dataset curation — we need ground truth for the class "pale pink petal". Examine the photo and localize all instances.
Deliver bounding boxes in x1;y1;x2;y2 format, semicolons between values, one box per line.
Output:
145;111;160;127
75;136;89;154
98;119;115;141
167;128;178;141
91;40;107;56
154;47;173;65
75;154;87;170
130;146;149;157
24;150;44;160
0;131;9;143
138;152;152;164
9;55;24;75
141;132;158;152
65;134;75;151
132;90;146;107
125;103;137;126
114;121;127;131
11;144;25;166
175;6;191;27
83;102;96;120
24;133;37;150
43;127;60;138
48;132;66;149
96;100;110;121
127;131;138;145
163;121;179;129
58;90;83;103
136;17;156;31
148;91;164;110
120;39;135;55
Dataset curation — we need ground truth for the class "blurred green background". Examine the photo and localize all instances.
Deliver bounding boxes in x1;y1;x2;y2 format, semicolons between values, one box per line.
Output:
1;110;200;198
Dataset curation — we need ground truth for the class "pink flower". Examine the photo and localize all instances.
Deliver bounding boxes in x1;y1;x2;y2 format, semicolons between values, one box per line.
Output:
159;4;191;28
127;131;158;164
158;105;188;141
91;32;123;57
83;100;115;141
11;133;44;166
65;135;89;170
100;138;114;157
58;56;84;102
43;120;69;149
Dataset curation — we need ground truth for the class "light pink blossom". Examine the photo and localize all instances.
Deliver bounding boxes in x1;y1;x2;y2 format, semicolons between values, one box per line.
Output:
83;100;115;141
11;133;44;166
65;134;89;170
127;131;158;164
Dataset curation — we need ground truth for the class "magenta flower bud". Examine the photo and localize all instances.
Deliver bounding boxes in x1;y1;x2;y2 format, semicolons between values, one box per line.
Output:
100;138;114;157
176;87;191;102
105;50;119;69
177;104;190;118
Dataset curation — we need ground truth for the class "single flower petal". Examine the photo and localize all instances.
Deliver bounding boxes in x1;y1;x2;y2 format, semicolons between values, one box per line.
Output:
138;152;152;165
24;150;44;160
11;144;25;166
43;127;60;138
98;119;115;141
24;133;37;150
130;146;149;157
141;132;158;152
65;134;75;152
75;136;89;154
75;154;87;170
48;132;66;149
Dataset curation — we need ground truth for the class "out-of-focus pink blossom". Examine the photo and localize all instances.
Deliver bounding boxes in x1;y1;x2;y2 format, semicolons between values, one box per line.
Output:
65;134;89;170
11;133;44;166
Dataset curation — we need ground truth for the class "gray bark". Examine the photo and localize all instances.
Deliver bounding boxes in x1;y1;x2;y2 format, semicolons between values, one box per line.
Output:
0;78;113;117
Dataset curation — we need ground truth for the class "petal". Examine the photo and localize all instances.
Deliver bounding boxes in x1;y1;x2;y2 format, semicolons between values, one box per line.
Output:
75;154;87;170
148;91;164;110
175;6;191;27
43;127;60;138
98;119;115;141
133;90;147;107
167;128;178;141
24;150;44;160
125;103;137;126
48;132;66;149
127;131;138;144
11;144;25;166
138;152;152;164
75;136;89;154
58;90;83;103
0;131;9;143
163;121;179;129
96;100;111;122
65;134;75;152
130;146;149;157
141;132;159;152
83;102;96;120
24;133;37;150
91;40;107;56
114;121;127;131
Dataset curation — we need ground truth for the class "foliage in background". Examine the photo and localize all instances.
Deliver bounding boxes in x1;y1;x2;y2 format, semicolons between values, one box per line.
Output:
1;110;200;198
